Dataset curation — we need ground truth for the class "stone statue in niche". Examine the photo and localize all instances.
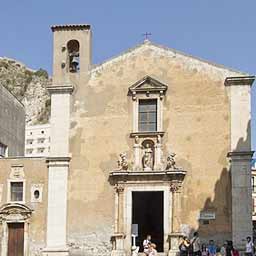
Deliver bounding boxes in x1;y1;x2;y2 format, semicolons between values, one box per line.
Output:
166;152;176;170
142;144;153;171
117;153;129;171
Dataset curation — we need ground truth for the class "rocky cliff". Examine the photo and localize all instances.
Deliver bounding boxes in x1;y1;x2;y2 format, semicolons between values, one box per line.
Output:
0;57;50;125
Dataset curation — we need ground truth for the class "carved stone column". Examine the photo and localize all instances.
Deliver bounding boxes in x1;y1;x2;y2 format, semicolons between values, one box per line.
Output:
168;181;183;256
154;135;163;170
111;184;126;256
133;136;141;171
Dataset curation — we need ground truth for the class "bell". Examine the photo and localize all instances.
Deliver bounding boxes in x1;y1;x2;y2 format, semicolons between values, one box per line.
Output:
70;56;79;72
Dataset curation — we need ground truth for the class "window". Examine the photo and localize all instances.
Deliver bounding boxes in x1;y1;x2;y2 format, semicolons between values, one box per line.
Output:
0;143;7;157
138;99;157;132
37;148;45;153
10;182;23;201
26;149;33;155
252;176;256;193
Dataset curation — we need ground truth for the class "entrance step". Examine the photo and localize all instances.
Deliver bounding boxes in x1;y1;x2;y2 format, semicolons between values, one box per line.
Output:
138;253;166;256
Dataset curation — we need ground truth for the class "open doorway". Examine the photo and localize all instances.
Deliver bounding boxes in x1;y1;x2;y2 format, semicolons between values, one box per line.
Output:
132;191;164;252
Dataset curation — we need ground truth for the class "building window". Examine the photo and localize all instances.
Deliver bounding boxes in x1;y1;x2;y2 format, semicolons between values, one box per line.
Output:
37;148;44;153
0;143;7;157
138;99;157;132
252;176;256;193
10;182;23;202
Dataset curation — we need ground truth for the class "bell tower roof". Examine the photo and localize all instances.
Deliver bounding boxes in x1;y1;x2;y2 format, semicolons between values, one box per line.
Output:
51;24;91;32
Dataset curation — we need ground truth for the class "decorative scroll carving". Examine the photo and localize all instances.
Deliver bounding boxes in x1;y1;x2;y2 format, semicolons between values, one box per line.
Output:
170;181;182;193
10;165;25;179
0;203;33;222
114;184;124;194
166;153;176;170
117;153;129;171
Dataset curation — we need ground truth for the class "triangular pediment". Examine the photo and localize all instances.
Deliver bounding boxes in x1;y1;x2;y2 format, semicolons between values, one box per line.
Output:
129;76;168;94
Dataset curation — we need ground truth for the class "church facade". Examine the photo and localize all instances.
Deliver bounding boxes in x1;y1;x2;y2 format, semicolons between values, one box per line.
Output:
0;24;254;256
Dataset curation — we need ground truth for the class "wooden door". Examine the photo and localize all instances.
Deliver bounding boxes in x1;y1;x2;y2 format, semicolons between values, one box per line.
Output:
7;223;24;256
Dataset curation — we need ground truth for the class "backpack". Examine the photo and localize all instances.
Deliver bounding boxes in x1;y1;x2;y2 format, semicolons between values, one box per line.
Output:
232;249;239;256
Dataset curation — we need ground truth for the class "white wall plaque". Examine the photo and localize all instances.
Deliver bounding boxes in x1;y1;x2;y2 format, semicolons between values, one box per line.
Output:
199;212;216;220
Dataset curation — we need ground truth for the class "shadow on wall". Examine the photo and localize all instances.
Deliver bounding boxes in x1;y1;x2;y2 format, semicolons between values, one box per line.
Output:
184;120;252;247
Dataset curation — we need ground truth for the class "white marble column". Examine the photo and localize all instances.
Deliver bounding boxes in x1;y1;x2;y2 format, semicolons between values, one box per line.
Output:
225;76;255;249
43;84;73;256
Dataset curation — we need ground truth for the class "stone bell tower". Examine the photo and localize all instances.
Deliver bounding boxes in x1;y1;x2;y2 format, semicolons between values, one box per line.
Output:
43;24;91;256
51;24;92;85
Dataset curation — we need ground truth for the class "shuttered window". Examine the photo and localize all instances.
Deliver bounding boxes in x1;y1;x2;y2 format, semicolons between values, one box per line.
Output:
138;99;157;132
10;182;23;201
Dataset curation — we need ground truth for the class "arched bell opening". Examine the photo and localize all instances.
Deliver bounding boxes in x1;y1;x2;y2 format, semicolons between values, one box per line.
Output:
67;39;80;73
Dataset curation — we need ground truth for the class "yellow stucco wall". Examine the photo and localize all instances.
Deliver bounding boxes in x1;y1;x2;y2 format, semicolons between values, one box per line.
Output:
67;41;241;252
0;158;48;255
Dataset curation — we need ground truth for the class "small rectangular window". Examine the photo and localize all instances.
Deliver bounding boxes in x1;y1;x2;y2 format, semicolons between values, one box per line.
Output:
10;182;23;201
138;99;157;132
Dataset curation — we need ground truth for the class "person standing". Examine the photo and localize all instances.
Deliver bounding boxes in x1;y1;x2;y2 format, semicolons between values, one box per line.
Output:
220;241;227;256
179;236;190;256
191;232;201;256
245;236;254;256
208;240;217;256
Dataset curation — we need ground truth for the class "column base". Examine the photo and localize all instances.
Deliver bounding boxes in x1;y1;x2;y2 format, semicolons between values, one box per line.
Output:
110;250;126;256
168;233;183;256
42;247;69;256
111;233;126;256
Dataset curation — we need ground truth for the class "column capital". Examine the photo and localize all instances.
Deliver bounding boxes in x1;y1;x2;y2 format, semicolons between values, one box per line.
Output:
170;181;182;193
224;76;255;87
227;151;254;161
114;184;125;194
47;84;74;94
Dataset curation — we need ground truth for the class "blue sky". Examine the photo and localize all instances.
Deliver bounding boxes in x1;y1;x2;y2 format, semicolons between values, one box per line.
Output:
0;0;256;150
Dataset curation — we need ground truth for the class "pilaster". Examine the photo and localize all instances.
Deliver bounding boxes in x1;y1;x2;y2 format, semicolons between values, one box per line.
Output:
225;76;255;249
228;151;254;249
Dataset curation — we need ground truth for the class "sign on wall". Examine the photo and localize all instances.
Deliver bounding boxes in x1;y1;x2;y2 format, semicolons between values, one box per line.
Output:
198;211;216;220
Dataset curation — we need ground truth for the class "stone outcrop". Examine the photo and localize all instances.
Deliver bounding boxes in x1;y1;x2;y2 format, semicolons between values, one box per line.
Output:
0;57;50;125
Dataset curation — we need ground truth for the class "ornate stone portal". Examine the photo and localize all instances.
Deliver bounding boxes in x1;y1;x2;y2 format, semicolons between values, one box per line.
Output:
109;136;186;256
0;203;33;256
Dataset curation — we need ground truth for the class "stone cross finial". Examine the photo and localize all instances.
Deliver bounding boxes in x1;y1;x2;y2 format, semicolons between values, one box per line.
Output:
142;32;152;41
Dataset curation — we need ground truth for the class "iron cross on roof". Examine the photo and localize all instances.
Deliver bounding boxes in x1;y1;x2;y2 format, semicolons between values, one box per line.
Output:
142;32;152;40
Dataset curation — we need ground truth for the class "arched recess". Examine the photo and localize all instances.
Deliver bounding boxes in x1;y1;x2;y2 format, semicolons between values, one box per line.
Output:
141;139;155;170
67;39;80;72
0;203;33;256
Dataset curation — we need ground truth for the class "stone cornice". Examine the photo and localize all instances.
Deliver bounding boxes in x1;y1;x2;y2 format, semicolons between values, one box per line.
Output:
47;84;74;94
130;131;165;138
224;76;255;86
46;157;71;162
109;169;186;184
46;157;71;167
51;24;90;32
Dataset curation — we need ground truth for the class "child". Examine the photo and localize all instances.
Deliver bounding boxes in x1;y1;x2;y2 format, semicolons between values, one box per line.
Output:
143;235;151;255
202;244;209;256
148;243;158;256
